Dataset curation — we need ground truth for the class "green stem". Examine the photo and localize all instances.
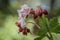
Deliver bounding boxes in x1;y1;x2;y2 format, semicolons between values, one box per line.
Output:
46;24;53;40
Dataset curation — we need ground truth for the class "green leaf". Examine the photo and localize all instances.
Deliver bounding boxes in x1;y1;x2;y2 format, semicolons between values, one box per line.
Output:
35;14;49;40
49;17;60;33
52;25;60;33
42;33;60;40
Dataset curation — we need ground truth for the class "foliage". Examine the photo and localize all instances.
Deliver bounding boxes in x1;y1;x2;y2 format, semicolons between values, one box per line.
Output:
34;14;60;40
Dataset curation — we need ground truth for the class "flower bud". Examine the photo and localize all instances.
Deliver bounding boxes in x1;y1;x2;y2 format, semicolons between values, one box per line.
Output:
29;8;35;14
42;9;48;15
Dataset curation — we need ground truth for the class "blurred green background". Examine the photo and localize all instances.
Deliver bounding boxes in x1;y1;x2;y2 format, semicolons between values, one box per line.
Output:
0;0;60;40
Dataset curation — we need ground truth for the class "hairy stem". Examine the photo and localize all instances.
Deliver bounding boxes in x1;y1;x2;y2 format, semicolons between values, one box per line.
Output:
26;22;40;29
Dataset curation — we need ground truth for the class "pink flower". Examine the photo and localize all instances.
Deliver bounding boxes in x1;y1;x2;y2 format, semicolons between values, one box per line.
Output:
34;9;42;19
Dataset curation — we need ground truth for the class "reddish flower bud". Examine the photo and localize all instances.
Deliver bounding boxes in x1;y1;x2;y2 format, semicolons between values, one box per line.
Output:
42;9;48;15
34;9;42;19
27;29;30;33
34;14;38;19
22;27;27;35
17;24;21;28
16;22;22;28
22;27;30;35
19;28;23;32
16;22;23;33
29;8;35;14
23;31;27;35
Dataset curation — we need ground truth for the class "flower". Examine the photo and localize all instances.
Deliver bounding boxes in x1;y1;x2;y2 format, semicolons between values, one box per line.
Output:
42;9;48;15
29;8;35;14
22;27;30;35
27;29;30;33
34;9;42;19
34;9;48;19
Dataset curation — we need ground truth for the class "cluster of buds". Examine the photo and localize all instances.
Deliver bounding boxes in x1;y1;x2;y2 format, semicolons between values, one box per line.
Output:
16;4;48;35
16;22;30;35
29;6;48;19
16;4;31;35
